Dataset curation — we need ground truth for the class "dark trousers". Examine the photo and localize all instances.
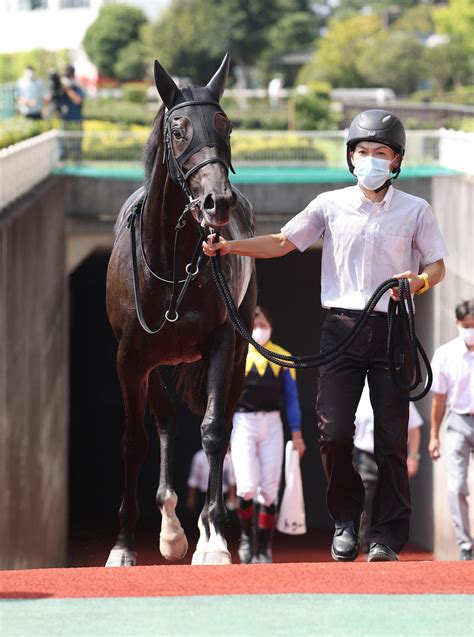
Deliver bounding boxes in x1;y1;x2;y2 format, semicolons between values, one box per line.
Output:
353;448;378;552
317;309;413;553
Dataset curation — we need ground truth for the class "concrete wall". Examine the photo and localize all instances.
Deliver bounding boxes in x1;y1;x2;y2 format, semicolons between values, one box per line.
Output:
0;177;69;569
430;175;474;560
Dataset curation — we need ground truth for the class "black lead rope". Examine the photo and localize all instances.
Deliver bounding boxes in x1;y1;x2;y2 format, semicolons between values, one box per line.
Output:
207;241;432;401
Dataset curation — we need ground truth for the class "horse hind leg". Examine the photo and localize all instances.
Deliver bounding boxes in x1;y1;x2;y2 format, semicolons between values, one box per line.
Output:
148;368;188;561
106;354;148;567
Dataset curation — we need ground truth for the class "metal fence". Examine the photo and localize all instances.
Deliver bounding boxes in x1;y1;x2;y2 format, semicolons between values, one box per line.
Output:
1;128;473;212
56;129;442;166
0;84;17;120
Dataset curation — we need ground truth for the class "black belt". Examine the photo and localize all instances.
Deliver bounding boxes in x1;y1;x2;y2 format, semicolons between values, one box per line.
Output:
329;307;387;318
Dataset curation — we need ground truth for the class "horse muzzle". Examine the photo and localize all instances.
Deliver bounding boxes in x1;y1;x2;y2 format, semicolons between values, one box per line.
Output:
200;192;235;228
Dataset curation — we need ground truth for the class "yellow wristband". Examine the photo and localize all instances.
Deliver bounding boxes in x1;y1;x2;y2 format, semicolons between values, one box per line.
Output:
415;272;430;295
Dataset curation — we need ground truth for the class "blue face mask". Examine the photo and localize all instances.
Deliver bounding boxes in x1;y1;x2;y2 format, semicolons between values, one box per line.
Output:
353;156;392;190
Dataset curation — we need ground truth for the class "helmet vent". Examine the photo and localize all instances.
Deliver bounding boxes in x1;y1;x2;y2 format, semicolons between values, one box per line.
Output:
382;115;392;123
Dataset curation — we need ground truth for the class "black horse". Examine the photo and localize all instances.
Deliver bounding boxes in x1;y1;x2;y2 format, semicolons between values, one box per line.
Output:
105;54;257;566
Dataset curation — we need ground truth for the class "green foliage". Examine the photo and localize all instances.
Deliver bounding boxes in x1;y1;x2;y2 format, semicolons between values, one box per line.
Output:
82;4;148;78
83;98;155;126
0;117;53;149
434;0;474;57
0;49;70;83
423;42;471;91
114;41;149;82
121;82;148;104
294;82;340;130
297;14;380;87
356;31;426;96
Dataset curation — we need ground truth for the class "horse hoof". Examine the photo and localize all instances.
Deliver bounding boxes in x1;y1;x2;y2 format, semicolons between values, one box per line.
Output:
105;549;137;567
191;550;232;565
160;531;188;561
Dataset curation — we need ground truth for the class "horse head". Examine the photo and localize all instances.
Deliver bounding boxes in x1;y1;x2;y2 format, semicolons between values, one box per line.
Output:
154;54;236;228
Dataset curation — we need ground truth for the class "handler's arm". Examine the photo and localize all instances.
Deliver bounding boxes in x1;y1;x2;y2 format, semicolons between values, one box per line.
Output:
392;258;446;299
429;392;447;460
203;232;297;259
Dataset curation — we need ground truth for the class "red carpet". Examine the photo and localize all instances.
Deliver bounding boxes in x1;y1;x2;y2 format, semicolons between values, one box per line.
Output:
1;561;472;599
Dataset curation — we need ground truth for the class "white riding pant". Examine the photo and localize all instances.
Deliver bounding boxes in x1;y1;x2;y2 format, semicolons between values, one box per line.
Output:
445;412;474;551
231;411;284;507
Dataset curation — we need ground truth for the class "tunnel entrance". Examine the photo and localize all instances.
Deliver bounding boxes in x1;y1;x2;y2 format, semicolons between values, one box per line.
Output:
68;247;362;565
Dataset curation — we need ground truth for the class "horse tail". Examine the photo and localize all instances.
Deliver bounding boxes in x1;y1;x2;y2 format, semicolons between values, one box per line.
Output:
175;360;208;416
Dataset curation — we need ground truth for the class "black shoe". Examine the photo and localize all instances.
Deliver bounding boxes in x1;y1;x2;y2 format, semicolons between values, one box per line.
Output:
331;521;360;562
367;543;398;562
459;548;472;561
238;533;253;564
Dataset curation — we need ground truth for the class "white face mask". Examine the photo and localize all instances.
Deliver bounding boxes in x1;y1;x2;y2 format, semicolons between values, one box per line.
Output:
252;327;271;346
24;69;34;80
458;326;474;347
353;156;392;191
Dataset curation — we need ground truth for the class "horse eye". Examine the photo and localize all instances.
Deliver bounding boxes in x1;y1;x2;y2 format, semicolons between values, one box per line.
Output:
172;129;183;141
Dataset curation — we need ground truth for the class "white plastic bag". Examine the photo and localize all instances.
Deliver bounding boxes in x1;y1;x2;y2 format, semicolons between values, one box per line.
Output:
276;441;306;535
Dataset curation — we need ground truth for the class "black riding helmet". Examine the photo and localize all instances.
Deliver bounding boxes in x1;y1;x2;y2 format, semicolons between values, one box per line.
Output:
346;109;406;178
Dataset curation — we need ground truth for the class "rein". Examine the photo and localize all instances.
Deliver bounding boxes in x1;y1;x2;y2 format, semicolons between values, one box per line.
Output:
206;238;432;401
127;194;206;334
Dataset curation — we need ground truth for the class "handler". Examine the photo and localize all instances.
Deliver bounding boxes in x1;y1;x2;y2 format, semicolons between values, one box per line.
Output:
203;110;447;562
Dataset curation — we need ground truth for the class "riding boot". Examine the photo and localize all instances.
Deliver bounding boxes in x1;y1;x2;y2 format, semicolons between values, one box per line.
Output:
237;497;254;564
253;504;276;563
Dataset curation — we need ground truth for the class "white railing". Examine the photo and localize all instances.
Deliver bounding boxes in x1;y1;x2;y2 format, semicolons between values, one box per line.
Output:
438;129;474;175
0;130;59;211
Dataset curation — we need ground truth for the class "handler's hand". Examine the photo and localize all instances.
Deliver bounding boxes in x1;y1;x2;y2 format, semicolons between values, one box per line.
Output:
202;233;230;257
292;432;306;458
391;270;424;301
429;437;441;460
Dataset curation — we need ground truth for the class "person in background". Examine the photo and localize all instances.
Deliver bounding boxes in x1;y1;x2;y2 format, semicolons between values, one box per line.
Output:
231;306;306;564
47;65;84;161
429;299;474;560
203;109;446;563
16;66;44;120
353;380;423;554
186;448;236;519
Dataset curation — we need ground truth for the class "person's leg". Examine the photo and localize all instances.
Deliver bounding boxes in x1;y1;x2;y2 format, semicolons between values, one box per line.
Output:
444;413;473;558
230;413;260;563
367;318;413;557
254;412;284;563
317;311;368;561
353;449;378;553
317;313;367;522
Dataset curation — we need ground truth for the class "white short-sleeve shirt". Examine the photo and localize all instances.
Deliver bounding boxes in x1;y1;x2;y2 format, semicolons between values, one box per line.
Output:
430;337;474;414
281;185;447;312
354;382;423;454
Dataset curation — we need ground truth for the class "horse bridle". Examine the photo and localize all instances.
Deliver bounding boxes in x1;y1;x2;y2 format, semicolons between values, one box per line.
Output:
128;96;233;333
163;95;234;199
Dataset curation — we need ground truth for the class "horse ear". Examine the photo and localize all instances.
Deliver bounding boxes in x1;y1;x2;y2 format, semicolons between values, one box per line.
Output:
206;53;230;101
154;59;181;109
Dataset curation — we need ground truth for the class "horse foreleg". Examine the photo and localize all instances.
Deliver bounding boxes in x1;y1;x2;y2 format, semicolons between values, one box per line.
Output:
106;354;148;567
148;368;188;561
192;324;235;565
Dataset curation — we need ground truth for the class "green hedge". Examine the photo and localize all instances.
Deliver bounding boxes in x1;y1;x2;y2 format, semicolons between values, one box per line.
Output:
0;117;54;149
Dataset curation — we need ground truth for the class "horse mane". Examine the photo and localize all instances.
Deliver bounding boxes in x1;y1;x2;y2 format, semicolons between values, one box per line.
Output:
143;104;165;190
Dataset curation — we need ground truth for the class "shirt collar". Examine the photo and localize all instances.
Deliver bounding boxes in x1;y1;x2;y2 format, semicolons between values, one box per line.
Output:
353;184;394;211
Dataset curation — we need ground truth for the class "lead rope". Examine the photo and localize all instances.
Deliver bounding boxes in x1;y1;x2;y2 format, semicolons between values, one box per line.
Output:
204;230;431;401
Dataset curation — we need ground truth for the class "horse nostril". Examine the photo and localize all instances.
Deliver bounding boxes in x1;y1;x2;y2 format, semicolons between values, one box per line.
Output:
204;194;215;211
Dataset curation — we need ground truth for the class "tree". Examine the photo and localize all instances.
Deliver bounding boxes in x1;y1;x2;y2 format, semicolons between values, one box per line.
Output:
114;41;148;82
297;14;380;88
144;0;311;87
83;4;148;79
356;31;426;95
434;0;474;57
259;11;319;85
